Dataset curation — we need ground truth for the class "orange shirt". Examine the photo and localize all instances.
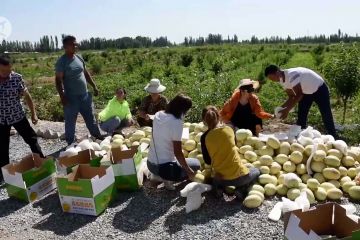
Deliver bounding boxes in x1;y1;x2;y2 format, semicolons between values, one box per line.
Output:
220;90;272;123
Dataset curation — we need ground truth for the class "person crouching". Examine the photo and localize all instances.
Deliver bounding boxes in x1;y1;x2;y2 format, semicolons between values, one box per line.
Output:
201;106;260;200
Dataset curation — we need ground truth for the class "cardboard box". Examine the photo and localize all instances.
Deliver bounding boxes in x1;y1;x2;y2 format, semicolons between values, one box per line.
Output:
56;164;114;216
284;203;360;240
103;143;147;191
56;149;102;175
1;154;57;203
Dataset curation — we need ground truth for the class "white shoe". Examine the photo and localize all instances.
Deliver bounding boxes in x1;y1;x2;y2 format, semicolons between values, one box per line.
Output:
164;181;175;191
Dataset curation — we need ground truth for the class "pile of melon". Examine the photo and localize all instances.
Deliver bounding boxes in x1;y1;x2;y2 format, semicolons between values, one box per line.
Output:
59;122;360;209
234;128;360;208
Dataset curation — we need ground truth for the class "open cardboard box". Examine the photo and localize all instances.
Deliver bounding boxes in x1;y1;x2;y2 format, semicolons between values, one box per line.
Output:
57;149;102;175
56;164;114;216
1;153;56;203
284;203;360;240
102;143;147;192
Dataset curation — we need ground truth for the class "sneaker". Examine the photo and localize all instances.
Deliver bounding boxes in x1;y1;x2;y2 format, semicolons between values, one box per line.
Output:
164;181;176;191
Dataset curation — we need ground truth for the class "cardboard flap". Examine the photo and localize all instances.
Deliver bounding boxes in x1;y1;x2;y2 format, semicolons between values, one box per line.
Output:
110;146;137;164
3;154;50;175
284;203;334;236
58;149;96;168
333;204;360;238
68;164;108;182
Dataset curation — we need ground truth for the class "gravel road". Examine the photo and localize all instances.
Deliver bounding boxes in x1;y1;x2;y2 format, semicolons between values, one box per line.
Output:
1;121;359;240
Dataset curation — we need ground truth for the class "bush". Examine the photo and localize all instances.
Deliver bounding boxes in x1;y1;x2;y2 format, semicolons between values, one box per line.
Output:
180;53;193;67
211;59;223;75
323;43;360;124
90;58;104;74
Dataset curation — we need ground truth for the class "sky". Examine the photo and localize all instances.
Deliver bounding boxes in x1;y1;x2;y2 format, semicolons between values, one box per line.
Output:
1;0;360;43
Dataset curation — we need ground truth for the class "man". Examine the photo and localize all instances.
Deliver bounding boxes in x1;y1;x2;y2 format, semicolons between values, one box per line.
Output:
264;64;338;138
0;55;44;181
55;35;103;145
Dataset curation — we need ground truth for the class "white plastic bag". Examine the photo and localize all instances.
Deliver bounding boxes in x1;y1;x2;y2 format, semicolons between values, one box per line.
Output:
288;125;302;139
281;197;300;213
294;191;310;212
268;202;283;221
297;135;313;147
332;140;348;155
78;139;94;151
299;126;314;139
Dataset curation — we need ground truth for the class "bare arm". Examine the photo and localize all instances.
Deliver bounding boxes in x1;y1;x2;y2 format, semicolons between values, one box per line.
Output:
173;141;195;179
280;84;303;119
84;69;98;95
55;71;67;106
22;89;38;124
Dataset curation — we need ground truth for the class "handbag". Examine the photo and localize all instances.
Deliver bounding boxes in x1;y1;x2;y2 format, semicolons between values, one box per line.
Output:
152;129;182;181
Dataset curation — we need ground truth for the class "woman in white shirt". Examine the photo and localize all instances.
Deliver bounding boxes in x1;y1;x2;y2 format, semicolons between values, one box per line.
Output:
264;64;338;139
147;94;200;190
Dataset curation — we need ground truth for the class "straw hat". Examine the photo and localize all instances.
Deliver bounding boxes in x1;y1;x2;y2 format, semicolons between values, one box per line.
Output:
144;79;166;94
237;79;259;89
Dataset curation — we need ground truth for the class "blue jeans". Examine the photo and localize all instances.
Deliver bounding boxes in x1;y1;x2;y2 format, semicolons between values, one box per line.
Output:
213;167;260;188
64;92;101;144
296;84;338;138
100;117;121;135
147;158;201;182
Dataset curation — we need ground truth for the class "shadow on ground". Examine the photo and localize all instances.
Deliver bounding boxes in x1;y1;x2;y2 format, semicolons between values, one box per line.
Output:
32;191;94;236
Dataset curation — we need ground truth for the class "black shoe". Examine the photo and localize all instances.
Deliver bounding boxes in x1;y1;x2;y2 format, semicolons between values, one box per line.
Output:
212;186;224;199
234;189;246;202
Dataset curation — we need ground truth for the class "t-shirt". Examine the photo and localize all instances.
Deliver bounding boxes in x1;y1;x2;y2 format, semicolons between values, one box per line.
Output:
205;126;249;180
148;111;183;165
0;72;26;125
55;54;88;96
98;97;132;122
281;67;324;94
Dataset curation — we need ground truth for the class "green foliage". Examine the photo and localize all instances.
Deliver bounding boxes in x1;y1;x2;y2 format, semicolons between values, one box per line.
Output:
90;57;104;74
180;53;193;67
323;43;360;124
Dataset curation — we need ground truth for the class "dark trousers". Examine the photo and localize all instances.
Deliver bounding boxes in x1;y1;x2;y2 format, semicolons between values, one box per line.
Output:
297;84;338;138
0;117;44;173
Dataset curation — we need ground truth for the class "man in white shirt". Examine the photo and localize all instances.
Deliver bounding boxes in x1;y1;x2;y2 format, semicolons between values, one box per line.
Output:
264;64;338;138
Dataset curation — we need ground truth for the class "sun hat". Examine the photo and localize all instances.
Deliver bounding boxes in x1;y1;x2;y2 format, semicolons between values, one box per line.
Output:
237;79;260;90
144;79;166;94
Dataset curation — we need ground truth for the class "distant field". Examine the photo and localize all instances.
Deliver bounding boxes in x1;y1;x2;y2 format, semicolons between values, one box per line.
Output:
10;43;360;143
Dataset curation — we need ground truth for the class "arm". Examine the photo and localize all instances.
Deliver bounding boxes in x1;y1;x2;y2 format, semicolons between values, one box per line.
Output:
173;141;195;179
138;97;150;119
280;84;303;119
251;95;273;119
22;90;38;124
220;91;239;123
84;69;99;96
200;131;212;165
55;71;67;106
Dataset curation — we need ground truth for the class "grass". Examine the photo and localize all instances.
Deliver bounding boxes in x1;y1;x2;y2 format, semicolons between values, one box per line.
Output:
10;43;360;144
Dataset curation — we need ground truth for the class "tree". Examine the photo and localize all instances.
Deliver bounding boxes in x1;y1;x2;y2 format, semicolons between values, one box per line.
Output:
55;36;59;50
323;43;360;124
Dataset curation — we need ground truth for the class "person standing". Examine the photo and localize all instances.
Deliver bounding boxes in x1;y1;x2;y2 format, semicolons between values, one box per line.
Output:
0;55;44;181
137;79;168;127
264;65;338;138
55;35;103;145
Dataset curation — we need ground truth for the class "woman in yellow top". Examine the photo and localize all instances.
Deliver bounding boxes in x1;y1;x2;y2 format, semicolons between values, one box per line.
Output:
201;106;260;199
98;88;134;136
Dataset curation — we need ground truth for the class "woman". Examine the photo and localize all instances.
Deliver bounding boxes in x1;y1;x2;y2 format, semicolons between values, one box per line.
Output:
201;106;260;200
137;79;168;127
98;88;133;136
147;94;200;190
220;79;273;136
